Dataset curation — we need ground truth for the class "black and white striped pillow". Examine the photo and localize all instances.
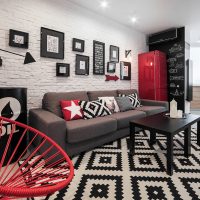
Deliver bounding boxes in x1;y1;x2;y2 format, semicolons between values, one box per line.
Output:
79;99;111;119
119;93;141;108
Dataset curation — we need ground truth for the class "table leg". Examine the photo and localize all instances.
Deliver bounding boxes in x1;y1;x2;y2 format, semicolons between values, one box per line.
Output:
129;123;135;156
149;131;156;145
184;126;191;158
167;134;173;176
197;121;200;146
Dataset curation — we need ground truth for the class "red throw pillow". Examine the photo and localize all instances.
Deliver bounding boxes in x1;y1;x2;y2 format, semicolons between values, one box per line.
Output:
60;100;83;121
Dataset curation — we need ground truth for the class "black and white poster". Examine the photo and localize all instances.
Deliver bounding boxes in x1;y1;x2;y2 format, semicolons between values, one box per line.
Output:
93;40;105;75
120;61;131;80
110;45;119;63
47;35;59;53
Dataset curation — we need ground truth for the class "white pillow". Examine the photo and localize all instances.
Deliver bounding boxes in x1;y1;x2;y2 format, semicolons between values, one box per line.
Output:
98;96;120;113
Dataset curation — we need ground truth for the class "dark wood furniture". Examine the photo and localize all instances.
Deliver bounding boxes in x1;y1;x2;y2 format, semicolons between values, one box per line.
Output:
129;113;200;175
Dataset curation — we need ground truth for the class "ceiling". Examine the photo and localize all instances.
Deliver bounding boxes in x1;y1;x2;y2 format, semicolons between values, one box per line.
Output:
68;0;200;44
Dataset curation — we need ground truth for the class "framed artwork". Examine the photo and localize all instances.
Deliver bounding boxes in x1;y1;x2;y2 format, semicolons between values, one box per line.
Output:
72;38;85;52
107;62;116;73
93;40;105;75
110;45;119;63
75;54;89;75
9;29;29;48
40;27;64;59
56;63;70;77
120;61;131;80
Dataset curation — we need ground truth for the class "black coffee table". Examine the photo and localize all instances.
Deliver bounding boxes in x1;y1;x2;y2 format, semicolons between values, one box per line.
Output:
129;113;200;175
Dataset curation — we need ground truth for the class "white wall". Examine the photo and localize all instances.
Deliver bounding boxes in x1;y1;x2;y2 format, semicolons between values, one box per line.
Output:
0;0;147;109
190;47;200;86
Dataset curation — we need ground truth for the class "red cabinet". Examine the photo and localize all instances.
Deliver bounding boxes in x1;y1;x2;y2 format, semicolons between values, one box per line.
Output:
138;50;167;101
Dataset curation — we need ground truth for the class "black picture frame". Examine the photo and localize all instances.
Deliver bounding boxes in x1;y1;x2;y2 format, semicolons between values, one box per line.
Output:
75;54;89;75
107;62;116;73
72;38;85;52
56;63;70;77
9;29;29;49
93;40;105;75
110;45;119;63
120;61;131;80
41;27;64;59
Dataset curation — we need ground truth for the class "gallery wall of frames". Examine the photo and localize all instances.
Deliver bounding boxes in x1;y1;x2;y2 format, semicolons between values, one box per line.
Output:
0;0;146;109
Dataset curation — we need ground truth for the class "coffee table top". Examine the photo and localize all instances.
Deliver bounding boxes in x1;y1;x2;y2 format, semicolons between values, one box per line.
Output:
130;113;200;134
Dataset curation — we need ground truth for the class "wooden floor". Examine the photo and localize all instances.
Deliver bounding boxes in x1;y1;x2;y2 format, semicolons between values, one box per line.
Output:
191;86;200;110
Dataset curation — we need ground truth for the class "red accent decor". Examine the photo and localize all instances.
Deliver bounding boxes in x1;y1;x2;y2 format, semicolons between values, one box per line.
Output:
60;100;83;121
0;116;74;198
138;50;167;101
105;75;119;81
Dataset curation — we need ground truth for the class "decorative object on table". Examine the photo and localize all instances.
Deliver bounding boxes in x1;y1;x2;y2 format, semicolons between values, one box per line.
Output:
9;29;29;49
125;50;131;58
72;38;85;52
75;54;89;75
120;61;131;80
170;99;178;118
56;63;70;77
110;45;119;62
40;27;64;59
93;40;105;75
0;87;27;165
0;48;35;64
79;99;111;119
177;110;183;118
105;74;119;81
107;62;116;73
60;100;83;121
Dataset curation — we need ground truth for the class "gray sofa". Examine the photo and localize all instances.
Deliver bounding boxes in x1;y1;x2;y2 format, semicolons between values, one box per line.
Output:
29;89;168;157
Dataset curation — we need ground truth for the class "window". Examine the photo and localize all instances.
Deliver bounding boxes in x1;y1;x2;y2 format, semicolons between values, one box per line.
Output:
191;47;200;86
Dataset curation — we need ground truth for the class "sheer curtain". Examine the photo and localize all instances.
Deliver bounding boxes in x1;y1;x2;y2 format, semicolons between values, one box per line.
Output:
190;47;200;86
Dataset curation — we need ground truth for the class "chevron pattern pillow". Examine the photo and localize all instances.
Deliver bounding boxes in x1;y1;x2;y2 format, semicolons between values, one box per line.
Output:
119;93;141;108
79;99;111;119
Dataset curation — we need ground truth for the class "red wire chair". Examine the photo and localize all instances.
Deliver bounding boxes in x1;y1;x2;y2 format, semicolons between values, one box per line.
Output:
0;116;74;199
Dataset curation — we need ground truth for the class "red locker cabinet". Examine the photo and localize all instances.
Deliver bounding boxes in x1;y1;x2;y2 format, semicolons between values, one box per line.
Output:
138;50;167;101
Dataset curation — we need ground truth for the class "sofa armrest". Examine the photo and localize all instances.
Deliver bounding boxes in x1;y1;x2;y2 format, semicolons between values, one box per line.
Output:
140;99;169;111
29;108;66;150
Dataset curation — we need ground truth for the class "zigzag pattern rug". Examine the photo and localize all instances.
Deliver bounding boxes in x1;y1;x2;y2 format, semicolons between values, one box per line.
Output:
26;126;200;200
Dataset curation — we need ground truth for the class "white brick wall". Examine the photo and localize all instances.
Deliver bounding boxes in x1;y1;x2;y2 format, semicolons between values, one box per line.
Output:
0;0;147;110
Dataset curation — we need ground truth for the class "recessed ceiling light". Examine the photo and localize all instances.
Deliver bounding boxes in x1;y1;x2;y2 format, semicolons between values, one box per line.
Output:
131;17;137;23
100;1;108;8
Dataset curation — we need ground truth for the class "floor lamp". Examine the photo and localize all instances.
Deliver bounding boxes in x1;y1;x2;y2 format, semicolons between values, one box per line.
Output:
0;48;36;66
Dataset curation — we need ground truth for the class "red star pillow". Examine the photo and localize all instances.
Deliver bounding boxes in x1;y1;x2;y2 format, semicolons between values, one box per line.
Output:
60;100;83;121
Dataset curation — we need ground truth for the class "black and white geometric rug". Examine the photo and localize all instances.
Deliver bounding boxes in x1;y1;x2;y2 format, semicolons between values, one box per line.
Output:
24;126;200;200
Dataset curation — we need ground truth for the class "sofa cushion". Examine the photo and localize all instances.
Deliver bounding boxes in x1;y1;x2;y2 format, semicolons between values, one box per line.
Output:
42;91;89;117
135;106;166;116
98;97;120;113
110;110;146;129
60;100;83;121
79;99;111;119
88;90;117;101
66;116;117;143
119;93;141;107
115;97;134;112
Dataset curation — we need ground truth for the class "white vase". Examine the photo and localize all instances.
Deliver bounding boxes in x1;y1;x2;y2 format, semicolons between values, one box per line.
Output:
170;99;178;118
